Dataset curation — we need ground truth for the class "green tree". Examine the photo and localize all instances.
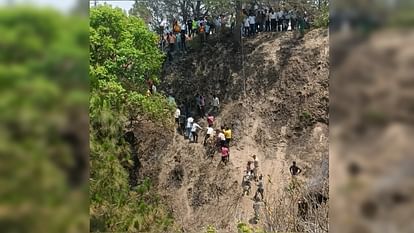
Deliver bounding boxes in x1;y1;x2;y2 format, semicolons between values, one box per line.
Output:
90;5;175;232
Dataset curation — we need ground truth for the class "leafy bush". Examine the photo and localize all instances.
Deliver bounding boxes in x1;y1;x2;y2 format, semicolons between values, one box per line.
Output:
313;4;329;28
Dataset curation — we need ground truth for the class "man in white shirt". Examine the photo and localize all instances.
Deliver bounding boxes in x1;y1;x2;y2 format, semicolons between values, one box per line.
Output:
244;17;250;37
212;95;220;113
203;126;214;146
174;108;181;127
248;14;256;36
186;116;194;139
217;129;226;147
270;10;277;31
191;122;202;143
265;9;270;32
278;10;284;31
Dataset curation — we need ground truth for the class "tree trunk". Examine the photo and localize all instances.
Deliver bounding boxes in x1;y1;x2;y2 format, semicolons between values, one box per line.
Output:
233;0;242;45
195;0;201;19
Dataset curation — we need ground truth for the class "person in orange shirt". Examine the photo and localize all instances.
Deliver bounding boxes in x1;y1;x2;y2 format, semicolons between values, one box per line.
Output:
199;23;206;44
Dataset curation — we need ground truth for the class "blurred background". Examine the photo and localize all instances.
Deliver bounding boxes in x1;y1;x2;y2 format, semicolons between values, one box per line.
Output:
330;0;414;232
0;0;89;232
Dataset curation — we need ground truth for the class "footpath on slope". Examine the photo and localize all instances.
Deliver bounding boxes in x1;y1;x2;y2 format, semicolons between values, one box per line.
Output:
155;29;329;233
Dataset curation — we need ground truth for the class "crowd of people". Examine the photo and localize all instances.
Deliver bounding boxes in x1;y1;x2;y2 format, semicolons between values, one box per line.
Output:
174;94;236;165
159;15;234;57
242;8;310;37
158;7;310;62
172;93;305;223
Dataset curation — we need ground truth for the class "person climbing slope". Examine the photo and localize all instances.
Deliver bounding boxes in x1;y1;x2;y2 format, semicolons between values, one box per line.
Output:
289;161;302;176
217;129;226;149
212;95;220;114
254;174;264;200
246;161;252;176
174;107;181;128
203;125;214;146
186;116;194;139
252;196;263;223
242;172;251;196
179;111;186;135
207;113;214;127
191;121;202;143
252;154;260;181
220;146;229;165
224;126;232;147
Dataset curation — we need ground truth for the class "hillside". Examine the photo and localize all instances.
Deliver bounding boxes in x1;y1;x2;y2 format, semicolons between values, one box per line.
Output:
135;29;329;232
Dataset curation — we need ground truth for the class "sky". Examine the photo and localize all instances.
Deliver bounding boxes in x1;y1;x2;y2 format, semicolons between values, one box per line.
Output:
0;0;134;12
90;1;134;12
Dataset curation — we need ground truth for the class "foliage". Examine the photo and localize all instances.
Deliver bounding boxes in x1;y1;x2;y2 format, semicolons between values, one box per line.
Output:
313;3;329;28
90;5;176;232
237;222;252;233
205;224;217;233
0;6;89;233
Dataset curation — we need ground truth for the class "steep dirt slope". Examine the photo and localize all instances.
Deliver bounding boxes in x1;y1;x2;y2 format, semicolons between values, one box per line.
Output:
156;29;329;232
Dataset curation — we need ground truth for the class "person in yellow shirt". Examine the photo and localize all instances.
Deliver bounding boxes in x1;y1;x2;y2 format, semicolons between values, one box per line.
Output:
224;126;232;147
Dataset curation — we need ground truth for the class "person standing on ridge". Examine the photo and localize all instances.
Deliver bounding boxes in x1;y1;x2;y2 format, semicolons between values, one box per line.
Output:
244;16;250;37
176;29;182;51
265;9;270;32
180;30;187;52
187;18;193;37
192;18;198;37
248;12;256;36
199;23;206;44
205;21;210;41
191;121;202;143
270;9;277;31
277;9;283;31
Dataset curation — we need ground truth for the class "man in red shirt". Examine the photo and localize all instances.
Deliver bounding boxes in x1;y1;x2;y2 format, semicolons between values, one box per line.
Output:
207;113;214;127
221;146;229;165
